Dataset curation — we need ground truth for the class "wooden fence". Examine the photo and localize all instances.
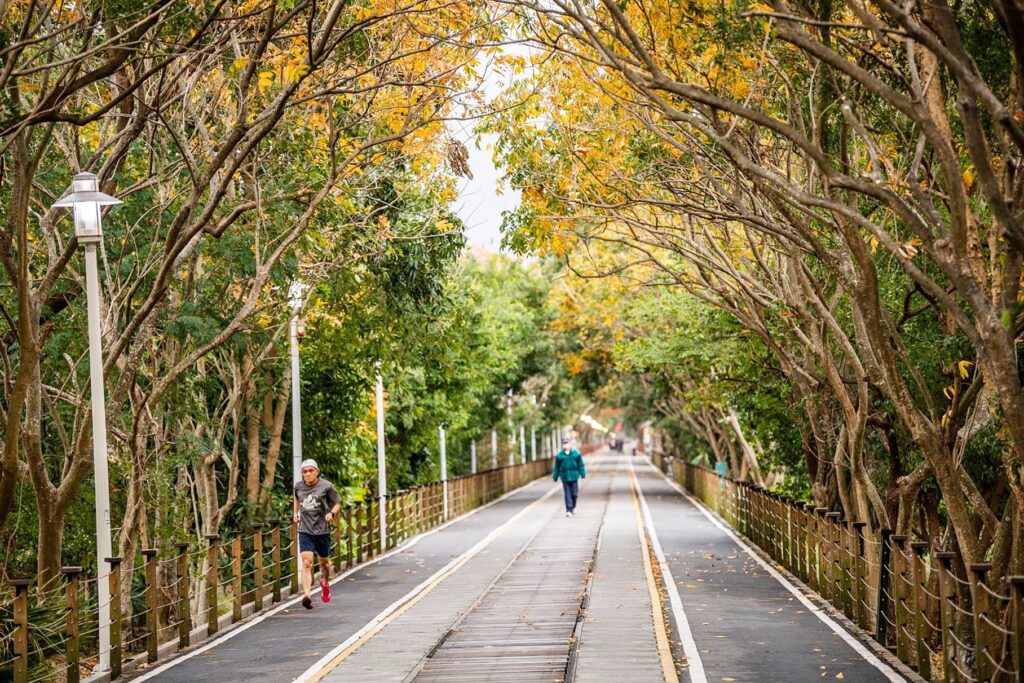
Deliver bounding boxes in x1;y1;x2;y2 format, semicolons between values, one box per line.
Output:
652;453;1024;683
1;457;552;683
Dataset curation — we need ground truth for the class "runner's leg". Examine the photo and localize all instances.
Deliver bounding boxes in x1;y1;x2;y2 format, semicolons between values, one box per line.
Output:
301;551;315;598
318;555;332;602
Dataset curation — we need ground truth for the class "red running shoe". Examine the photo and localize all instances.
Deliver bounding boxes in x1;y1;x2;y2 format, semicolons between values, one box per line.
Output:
320;578;331;603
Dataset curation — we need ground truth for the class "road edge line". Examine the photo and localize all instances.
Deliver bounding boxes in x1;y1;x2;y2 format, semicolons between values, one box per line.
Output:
647;459;906;683
629;459;707;683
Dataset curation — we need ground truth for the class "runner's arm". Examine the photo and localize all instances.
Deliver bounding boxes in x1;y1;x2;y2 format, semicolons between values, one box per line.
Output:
324;486;342;523
293;493;300;523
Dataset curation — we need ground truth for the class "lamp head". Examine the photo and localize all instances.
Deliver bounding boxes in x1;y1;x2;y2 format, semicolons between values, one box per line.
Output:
287;280;307;312
54;173;121;244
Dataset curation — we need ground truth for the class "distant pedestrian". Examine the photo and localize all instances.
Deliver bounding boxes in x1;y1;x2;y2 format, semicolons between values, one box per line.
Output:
293;459;342;609
553;436;586;517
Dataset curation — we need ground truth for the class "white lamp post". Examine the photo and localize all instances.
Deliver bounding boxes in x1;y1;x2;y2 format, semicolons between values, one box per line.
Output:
531;426;536;462
506;389;515;466
54;172;121;673
470;440;477;474
439;424;448;520
288;281;307;487
519;425;526;464
491;429;497;469
288;281;306;579
375;369;387;551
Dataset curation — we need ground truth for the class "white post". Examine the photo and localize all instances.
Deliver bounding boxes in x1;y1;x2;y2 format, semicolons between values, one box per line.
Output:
531;426;536;462
289;316;302;579
470;440;477;474
376;374;387;552
506;389;514;465
84;244;113;673
55;173;120;675
290;318;302;485
519;425;526;464
439;425;448;519
491;429;498;469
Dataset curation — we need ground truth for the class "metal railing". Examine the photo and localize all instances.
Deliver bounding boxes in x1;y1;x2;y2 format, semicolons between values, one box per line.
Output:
0;456;553;683
652;453;1024;683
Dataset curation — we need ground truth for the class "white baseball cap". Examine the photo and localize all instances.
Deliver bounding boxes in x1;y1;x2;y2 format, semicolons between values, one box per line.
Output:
300;459;319;471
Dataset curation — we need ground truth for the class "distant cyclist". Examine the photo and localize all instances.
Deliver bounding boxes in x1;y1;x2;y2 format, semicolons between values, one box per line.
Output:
293;459;342;609
553;436;586;517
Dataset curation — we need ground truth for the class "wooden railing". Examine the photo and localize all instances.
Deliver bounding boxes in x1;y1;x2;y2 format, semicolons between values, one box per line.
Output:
652;453;1024;683
1;457;552;683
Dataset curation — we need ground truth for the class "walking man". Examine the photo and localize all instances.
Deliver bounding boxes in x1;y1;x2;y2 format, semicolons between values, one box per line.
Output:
553;436;586;516
293;459;342;609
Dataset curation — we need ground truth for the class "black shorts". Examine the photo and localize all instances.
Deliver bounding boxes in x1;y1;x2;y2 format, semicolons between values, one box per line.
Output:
298;532;331;558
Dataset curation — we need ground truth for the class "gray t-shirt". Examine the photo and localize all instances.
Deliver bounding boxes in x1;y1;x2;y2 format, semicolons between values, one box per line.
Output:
294;478;342;536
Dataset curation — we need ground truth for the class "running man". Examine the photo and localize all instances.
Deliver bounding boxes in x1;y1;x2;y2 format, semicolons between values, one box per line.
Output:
552;436;586;516
293;459;342;609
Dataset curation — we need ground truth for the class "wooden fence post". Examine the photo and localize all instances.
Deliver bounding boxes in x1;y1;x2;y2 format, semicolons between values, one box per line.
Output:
782;497;794;569
839;521;853;617
252;524;264;612
345;506;354;568
793;502;807;581
875;528;894;645
935;552;957;683
106;557;123;679
968;563;993;682
910;542;931;679
852;523;867;629
176;543;191;650
142;549;159;664
231;536;242;623
62;567;82;683
1009;576;1023;683
333;513;343;573
205;535;219;636
11;579;30;683
812;508;828;593
271;522;282;604
891;536;909;662
826;513;842;607
368;498;376;556
356;502;366;564
290;521;300;595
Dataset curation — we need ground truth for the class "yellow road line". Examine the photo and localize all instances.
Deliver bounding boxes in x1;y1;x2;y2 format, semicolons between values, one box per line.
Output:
304;483;561;682
629;466;682;683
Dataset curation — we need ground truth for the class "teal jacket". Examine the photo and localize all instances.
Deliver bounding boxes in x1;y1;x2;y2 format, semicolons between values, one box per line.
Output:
553;449;586;483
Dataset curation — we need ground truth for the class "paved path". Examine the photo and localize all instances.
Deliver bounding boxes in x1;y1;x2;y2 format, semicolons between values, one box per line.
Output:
136;453;906;683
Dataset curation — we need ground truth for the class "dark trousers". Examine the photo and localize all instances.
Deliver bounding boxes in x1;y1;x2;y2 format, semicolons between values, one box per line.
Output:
562;480;579;512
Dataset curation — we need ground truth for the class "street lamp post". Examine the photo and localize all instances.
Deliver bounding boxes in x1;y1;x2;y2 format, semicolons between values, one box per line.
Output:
519;425;526;464
531;426;536;462
439;425;448;520
506;389;514;466
376;370;387;552
55;172;121;673
288;282;307;487
288;281;306;579
470;440;477;474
